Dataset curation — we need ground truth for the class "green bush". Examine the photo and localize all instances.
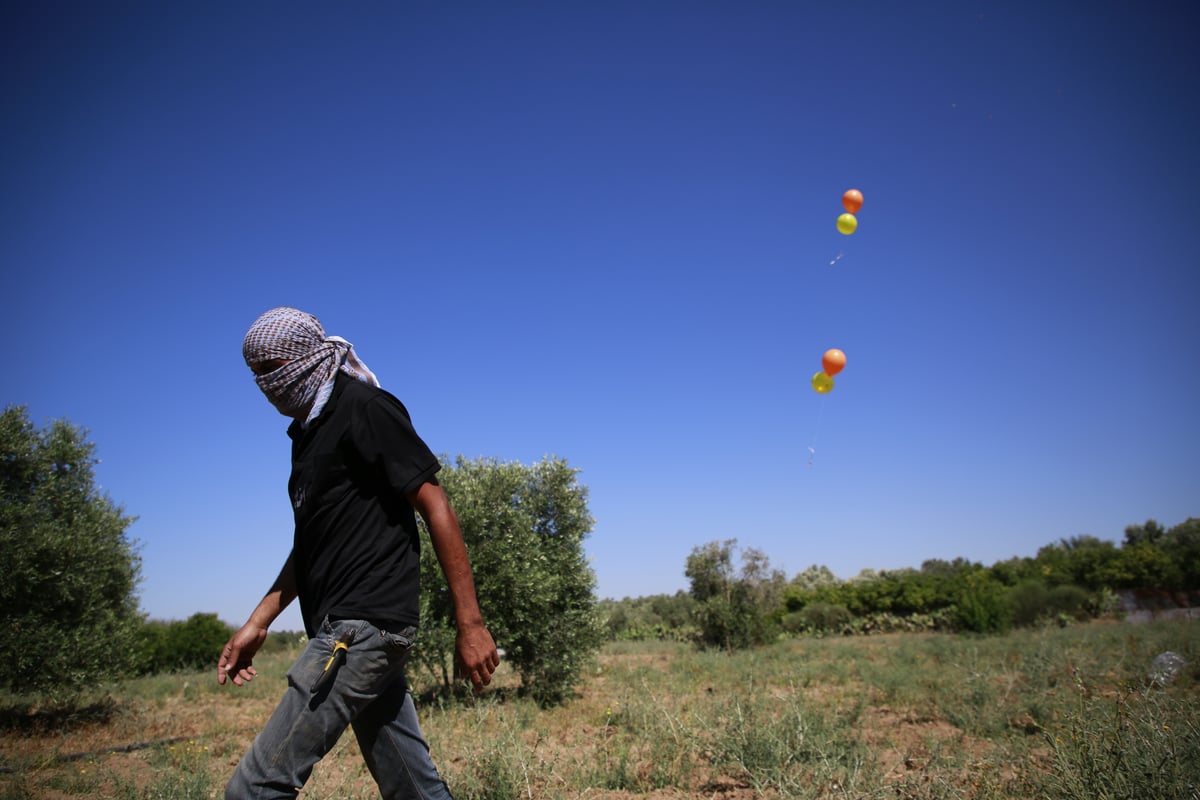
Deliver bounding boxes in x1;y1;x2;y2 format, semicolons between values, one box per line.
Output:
955;574;1011;633
796;602;852;633
1046;584;1090;621
779;611;806;635
135;613;233;674
693;586;780;650
165;613;233;671
1008;580;1051;627
1009;581;1092;628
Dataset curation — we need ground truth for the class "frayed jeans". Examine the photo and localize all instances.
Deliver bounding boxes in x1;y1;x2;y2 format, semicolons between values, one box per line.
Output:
225;617;453;800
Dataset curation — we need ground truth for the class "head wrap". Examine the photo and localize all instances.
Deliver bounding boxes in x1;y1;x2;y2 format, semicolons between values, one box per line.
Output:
242;307;380;425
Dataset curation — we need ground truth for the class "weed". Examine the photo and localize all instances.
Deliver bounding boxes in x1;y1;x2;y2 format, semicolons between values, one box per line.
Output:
1043;678;1200;800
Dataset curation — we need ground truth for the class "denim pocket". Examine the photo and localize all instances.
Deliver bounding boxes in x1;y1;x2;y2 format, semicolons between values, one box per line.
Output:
321;616;368;644
379;625;417;653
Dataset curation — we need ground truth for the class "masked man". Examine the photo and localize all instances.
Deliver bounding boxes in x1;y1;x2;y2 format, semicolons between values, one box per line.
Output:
219;306;498;799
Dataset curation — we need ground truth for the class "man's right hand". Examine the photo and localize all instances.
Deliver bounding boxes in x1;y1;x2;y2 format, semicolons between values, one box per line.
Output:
455;622;500;692
218;622;269;686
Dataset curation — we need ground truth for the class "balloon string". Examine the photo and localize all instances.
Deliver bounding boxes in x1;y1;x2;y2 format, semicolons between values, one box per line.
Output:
807;395;826;468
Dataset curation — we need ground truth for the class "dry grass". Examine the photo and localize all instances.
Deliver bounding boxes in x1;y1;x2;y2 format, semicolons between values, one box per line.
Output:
2;619;1196;799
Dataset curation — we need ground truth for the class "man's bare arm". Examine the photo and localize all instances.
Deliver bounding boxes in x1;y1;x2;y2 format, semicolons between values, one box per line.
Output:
218;552;298;686
409;481;499;690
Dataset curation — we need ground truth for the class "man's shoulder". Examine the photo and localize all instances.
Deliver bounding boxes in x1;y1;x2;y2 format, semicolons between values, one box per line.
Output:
337;372;381;400
337;374;412;419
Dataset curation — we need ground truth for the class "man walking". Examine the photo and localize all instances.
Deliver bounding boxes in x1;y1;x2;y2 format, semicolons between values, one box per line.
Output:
219;306;498;799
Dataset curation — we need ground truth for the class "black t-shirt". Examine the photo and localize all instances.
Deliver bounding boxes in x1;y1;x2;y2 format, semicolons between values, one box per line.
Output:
286;372;440;636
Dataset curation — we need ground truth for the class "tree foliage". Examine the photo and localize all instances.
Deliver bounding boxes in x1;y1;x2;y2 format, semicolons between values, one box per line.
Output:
1127;518;1200;588
784;558;979;618
598;591;698;641
0;406;142;694
685;539;785;651
414;456;603;705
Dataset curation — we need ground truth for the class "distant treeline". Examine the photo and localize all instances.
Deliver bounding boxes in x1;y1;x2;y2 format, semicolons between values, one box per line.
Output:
136;517;1200;672
600;517;1200;647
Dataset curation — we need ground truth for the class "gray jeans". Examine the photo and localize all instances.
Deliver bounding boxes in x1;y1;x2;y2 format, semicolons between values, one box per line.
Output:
225;617;453;799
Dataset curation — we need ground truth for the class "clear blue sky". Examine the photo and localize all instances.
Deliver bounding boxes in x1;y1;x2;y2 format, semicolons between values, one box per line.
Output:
3;2;1197;632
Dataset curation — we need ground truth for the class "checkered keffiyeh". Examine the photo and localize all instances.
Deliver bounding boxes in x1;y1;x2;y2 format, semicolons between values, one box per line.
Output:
242;307;380;425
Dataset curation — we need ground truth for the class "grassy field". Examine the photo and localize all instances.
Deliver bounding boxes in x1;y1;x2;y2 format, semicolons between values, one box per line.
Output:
2;619;1197;799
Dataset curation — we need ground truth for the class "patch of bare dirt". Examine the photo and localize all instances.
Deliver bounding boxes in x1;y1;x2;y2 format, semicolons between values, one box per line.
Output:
860;706;979;779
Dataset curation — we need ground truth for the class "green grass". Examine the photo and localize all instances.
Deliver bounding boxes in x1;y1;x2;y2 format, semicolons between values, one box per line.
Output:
2;620;1196;799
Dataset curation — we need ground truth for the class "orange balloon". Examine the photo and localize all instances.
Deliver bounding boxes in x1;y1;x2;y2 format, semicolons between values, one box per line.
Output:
842;189;863;214
822;349;846;376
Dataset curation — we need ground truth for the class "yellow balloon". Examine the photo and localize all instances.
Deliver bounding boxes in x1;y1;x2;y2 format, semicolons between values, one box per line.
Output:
812;371;834;393
836;213;858;235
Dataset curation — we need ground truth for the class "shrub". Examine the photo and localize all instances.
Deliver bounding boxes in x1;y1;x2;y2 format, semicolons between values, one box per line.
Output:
135;613;233;674
1008;580;1051;627
1009;581;1092;628
955;574;1011;634
1046;584;1090;621
796;602;852;633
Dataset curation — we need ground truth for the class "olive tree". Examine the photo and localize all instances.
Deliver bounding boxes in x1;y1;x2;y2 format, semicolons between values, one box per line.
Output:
415;455;602;705
0;406;142;694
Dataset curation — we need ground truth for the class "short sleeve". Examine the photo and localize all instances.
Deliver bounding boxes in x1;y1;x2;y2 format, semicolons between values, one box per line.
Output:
350;390;441;497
